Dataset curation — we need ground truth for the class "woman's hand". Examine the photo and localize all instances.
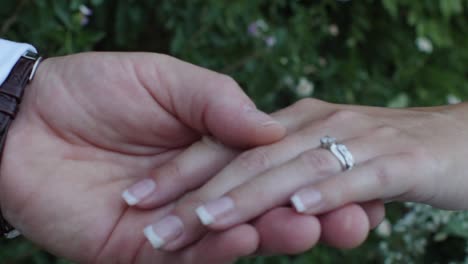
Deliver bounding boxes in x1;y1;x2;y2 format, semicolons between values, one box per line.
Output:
136;98;400;251
148;98;468;251
0;52;294;263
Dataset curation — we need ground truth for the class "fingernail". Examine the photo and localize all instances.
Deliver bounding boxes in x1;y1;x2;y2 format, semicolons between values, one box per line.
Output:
244;105;281;127
122;178;156;206
196;196;234;226
143;215;184;249
291;189;322;213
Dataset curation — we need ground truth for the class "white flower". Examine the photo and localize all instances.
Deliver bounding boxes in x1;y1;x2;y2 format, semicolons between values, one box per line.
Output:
328;24;339;36
79;4;93;16
265;36;277;47
79;4;92;26
247;19;268;37
376;218;392;237
255;19;268;31
295;77;314;97
447;94;461;105
415;37;433;53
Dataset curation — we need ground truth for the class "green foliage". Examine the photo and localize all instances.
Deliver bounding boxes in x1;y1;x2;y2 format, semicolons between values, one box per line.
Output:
2;0;468;263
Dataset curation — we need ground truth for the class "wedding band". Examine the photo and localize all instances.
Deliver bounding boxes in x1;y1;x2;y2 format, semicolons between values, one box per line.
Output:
320;136;354;171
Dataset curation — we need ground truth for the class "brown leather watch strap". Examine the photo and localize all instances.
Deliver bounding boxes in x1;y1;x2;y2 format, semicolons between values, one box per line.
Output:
1;56;37;100
0;54;41;238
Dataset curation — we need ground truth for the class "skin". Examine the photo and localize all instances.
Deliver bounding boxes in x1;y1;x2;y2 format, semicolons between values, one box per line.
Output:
147;98;468;252
0;53;382;264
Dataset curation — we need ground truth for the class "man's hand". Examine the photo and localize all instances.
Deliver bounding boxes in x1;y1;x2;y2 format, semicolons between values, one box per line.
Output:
0;52;287;263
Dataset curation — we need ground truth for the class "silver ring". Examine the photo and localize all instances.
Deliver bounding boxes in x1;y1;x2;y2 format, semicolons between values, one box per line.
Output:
320;136;354;171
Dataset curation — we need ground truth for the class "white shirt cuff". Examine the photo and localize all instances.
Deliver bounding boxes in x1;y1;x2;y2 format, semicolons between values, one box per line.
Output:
0;39;37;85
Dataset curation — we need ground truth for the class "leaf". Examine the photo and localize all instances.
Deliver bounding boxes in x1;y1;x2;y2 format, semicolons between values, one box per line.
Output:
443;217;468;239
91;0;105;6
52;1;72;28
440;0;463;19
382;0;398;18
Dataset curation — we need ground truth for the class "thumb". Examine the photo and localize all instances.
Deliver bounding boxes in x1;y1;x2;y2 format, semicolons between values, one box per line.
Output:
142;54;285;148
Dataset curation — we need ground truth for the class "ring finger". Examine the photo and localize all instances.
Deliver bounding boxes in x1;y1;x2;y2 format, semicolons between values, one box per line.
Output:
195;126;405;230
152;125;401;251
290;152;427;215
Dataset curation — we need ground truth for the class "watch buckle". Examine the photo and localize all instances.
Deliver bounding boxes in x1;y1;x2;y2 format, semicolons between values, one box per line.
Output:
5;229;21;239
22;51;43;81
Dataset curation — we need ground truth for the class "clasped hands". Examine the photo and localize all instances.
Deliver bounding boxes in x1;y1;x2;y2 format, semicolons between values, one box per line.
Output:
1;52;467;264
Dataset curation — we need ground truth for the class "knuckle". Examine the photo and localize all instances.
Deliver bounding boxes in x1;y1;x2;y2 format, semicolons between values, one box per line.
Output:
372;125;401;138
294;98;326;111
373;164;392;188
164;161;184;180
175;193;205;213
299;149;337;173
216;75;240;92
236;148;271;172
324;109;362;126
229;185;266;206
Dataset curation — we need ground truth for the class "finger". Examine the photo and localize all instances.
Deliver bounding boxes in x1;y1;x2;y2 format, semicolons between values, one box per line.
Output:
136;224;259;264
290;153;420;215
270;98;334;133
146;54;285;147
181;224;258;264
318;203;370;249
196;127;402;231
150;124;392;251
253;203;382;254
253;207;321;255
319;202;385;249
191;110;377;201
360;200;385;229
122;137;239;208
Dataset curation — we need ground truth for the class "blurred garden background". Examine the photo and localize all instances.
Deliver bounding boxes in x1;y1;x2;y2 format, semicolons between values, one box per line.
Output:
2;0;468;263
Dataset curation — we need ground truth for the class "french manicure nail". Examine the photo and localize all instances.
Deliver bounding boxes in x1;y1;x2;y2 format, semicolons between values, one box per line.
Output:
244;105;281;127
122;178;156;206
291;189;322;213
196;196;235;226
143;215;184;249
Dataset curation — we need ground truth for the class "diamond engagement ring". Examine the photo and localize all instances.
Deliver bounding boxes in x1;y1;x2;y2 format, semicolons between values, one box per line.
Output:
320;136;354;171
